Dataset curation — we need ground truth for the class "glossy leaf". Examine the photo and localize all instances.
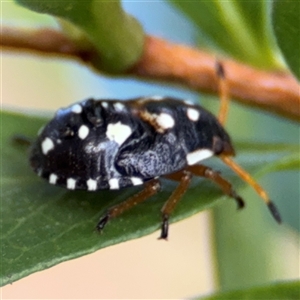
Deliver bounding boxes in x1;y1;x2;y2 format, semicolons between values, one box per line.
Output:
15;0;144;72
201;280;300;300
168;0;284;70
1;110;299;286
272;0;300;80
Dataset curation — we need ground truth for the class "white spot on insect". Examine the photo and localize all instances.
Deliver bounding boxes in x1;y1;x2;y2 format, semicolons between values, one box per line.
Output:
67;178;76;190
130;177;143;186
155;113;175;130
114;102;125;111
184;99;194;105
139;111;175;133
186;149;214;165
57;139;62;144
49;173;58;185
138;96;164;103
78;125;89;140
187;108;200;121
101;102;108;108
87;178;97;191
106;121;132;145
109;178;119;190
71;104;82;114
150;96;164;101
41;137;54;155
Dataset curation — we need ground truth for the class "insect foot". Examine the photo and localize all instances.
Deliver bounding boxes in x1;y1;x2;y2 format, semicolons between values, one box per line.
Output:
158;213;170;240
96;179;161;233
96;214;110;232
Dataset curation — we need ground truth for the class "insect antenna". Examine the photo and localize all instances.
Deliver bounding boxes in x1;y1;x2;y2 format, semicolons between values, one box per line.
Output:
216;61;230;125
216;61;282;224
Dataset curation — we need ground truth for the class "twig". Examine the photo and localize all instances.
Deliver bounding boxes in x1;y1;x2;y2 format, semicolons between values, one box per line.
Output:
1;27;92;61
132;37;300;122
1;26;299;121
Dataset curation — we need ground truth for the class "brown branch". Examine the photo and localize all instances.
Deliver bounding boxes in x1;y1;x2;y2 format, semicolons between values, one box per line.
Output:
132;37;300;122
0;27;93;61
2;26;299;122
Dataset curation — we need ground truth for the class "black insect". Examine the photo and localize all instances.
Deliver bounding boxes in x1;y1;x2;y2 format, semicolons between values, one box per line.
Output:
29;65;281;239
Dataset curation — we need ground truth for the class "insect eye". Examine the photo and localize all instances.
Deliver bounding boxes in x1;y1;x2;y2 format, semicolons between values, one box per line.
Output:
212;136;224;154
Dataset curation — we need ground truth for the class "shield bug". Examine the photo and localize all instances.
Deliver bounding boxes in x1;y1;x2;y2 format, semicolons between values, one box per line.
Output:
29;62;281;239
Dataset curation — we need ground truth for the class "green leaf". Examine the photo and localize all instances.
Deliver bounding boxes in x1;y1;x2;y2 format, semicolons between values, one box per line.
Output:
200;280;300;300
1;110;298;286
168;0;284;70
272;0;300;80
15;0;144;72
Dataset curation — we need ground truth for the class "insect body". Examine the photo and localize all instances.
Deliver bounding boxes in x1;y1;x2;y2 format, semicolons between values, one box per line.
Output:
30;97;233;191
30;96;280;239
30;97;238;239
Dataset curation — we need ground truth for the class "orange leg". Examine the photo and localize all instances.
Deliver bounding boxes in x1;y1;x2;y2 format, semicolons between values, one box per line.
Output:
160;170;193;239
215;62;281;223
221;155;281;223
96;179;161;231
186;165;245;209
161;164;244;239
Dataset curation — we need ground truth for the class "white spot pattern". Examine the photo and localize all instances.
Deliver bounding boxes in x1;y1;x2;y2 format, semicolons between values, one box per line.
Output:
109;178;119;190
87;178;97;191
41;137;54;155
187;108;200;121
49;173;58;185
184;99;194;105
114;102;125;111
138;96;164;103
101;102;108;108
71;104;82;114
130;177;143;186
186;149;214;165
106;121;132;145
155;113;175;130
78;125;89;140
67;178;76;190
150;96;164;101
